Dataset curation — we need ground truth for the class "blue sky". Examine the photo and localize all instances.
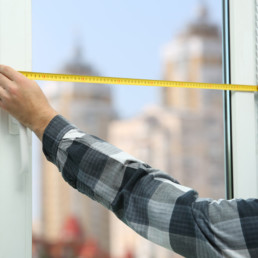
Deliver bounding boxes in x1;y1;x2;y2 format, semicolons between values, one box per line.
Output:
32;0;222;119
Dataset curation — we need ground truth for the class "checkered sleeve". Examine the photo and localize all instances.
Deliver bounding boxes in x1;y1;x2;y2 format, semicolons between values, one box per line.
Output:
42;115;258;258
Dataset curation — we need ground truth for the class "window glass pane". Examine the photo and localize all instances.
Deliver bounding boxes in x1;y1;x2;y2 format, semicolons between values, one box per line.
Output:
32;1;224;257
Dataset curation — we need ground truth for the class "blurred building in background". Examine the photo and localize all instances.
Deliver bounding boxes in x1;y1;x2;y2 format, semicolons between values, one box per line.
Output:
33;2;224;258
161;3;224;197
34;46;115;257
108;3;224;258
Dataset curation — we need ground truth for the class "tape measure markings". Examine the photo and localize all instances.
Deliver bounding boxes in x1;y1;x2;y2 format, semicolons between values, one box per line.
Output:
19;71;258;92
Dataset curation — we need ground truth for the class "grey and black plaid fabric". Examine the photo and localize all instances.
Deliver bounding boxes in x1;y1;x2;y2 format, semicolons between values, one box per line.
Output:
43;115;258;258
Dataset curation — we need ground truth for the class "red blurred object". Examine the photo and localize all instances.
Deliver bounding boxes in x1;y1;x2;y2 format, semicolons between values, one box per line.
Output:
60;215;84;242
32;214;113;258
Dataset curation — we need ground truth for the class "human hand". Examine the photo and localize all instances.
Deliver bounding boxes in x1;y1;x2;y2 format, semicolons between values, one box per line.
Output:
0;65;58;140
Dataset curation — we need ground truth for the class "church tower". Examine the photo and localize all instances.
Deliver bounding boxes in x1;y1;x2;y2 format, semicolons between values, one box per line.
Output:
162;3;222;112
107;3;224;258
40;45;114;253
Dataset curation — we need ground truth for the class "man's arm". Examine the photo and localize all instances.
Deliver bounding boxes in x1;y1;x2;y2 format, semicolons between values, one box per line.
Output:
43;115;258;258
0;65;257;257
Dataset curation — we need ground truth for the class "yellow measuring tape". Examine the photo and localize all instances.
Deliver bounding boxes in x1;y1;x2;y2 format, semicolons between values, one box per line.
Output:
19;71;258;92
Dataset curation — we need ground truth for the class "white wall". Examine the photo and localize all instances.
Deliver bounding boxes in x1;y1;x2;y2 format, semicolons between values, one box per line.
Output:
0;0;32;257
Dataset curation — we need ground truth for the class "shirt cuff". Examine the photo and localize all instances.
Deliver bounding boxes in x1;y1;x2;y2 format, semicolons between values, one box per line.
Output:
42;115;76;164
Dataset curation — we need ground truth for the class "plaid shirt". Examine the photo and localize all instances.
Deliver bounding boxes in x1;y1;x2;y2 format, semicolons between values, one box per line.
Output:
43;115;258;258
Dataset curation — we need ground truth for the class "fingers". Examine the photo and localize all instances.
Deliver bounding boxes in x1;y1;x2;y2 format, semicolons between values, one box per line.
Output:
0;73;12;91
0;86;9;104
0;72;11;102
0;65;20;81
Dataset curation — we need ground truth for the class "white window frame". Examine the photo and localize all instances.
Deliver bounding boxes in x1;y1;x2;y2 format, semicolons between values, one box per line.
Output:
224;0;258;198
0;0;32;257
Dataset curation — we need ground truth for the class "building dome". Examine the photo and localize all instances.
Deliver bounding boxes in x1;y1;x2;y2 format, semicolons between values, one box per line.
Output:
61;45;112;101
180;2;220;39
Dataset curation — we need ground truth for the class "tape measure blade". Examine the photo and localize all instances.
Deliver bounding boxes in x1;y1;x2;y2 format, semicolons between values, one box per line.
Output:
19;71;257;92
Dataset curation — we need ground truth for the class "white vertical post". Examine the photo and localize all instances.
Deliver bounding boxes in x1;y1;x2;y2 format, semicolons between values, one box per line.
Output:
0;0;32;257
229;0;258;198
